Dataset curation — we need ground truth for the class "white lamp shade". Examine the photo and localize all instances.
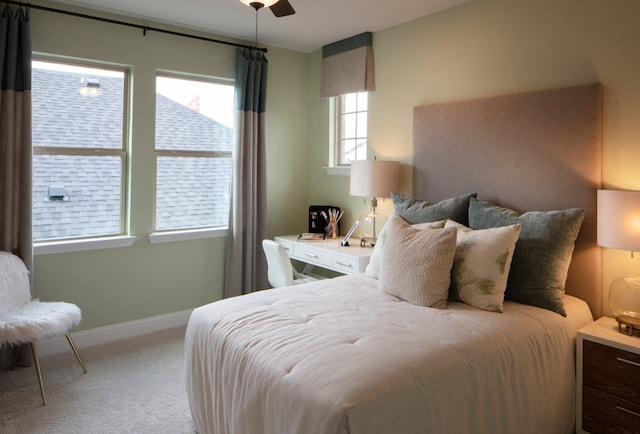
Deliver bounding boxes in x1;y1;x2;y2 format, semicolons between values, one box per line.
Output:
597;189;640;252
350;160;400;198
238;0;280;7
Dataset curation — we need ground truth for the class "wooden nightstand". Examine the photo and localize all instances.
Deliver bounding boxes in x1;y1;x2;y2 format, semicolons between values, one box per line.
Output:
577;317;640;433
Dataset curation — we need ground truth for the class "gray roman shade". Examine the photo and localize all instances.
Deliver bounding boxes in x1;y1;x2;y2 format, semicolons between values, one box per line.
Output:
321;32;375;98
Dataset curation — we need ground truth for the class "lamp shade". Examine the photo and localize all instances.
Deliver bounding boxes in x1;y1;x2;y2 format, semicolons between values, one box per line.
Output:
350;160;400;198
597;189;640;252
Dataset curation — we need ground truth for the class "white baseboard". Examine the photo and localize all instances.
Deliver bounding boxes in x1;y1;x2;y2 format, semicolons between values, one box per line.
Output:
36;309;193;358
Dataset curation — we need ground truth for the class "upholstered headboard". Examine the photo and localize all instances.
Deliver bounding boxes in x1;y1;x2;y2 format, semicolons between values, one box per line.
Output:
413;84;602;318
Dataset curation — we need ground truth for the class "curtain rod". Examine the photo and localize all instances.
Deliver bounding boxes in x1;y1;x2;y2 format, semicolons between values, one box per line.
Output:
5;1;267;52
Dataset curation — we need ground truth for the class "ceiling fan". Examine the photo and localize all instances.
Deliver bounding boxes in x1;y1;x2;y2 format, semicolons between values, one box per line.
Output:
238;0;296;17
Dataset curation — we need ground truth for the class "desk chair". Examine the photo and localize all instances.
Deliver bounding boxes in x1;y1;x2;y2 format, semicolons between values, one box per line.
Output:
262;240;320;288
0;251;87;405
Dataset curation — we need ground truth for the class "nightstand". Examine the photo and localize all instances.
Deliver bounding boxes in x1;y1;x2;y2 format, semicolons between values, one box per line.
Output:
576;316;640;434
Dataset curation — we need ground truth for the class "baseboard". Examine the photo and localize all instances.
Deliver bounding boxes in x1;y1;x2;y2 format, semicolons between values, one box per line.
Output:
36;309;193;358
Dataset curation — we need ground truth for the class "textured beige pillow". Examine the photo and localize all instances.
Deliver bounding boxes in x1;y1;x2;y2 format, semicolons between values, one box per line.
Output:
365;214;446;279
379;214;457;308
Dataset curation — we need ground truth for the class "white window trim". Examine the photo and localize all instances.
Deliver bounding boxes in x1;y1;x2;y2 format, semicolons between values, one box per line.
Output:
148;227;228;244
35;236;136;255
324;93;367;176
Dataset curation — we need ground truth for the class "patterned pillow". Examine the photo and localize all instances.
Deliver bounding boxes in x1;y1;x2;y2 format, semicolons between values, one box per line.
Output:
365;214;446;279
379;214;457;309
468;197;584;316
391;192;477;226
445;220;521;312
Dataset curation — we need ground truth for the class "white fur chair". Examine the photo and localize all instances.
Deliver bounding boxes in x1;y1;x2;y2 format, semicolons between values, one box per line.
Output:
0;251;87;405
262;240;320;288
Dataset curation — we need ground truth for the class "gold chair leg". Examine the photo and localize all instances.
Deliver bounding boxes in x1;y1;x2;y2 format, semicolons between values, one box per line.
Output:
30;343;47;406
65;333;87;373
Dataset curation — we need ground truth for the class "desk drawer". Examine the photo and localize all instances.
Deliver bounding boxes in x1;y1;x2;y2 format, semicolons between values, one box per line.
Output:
331;254;359;274
293;243;332;267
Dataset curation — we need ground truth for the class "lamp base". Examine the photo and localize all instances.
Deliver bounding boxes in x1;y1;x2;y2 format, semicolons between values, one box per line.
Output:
615;314;640;336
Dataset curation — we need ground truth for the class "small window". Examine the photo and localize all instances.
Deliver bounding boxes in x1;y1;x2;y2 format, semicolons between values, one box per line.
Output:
332;92;368;166
154;74;234;232
32;59;129;242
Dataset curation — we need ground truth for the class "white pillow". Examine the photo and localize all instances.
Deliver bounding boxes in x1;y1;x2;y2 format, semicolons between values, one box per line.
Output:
379;214;457;309
365;213;446;279
445;220;522;312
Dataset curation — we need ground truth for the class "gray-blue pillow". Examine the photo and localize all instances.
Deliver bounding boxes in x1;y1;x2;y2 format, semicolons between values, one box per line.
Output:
468;197;584;316
392;192;477;226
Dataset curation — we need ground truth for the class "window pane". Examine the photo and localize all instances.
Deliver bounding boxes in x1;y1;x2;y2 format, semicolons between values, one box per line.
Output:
154;75;234;232
155;156;231;231
356;92;368;111
340;139;357;165
32;60;128;243
343;93;357;113
32;61;124;149
356;112;368;138
33;154;122;240
342;113;357;138
155;76;233;152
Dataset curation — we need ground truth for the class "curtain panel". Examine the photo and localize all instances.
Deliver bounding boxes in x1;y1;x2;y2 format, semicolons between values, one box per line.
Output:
224;48;269;297
0;4;32;370
321;32;375;98
0;4;32;270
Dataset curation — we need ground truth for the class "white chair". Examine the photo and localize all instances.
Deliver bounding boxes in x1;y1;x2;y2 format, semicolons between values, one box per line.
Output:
0;251;87;405
262;239;320;288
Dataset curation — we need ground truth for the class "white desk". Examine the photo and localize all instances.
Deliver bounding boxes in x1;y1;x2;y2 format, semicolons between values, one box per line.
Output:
274;235;372;275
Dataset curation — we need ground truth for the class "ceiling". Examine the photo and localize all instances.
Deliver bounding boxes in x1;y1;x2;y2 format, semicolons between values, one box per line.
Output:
50;0;471;53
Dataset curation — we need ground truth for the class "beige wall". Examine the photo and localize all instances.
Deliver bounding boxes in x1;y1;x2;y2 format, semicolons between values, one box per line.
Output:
307;0;640;317
30;1;309;330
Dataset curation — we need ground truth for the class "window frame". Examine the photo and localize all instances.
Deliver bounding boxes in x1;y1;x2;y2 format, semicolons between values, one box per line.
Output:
329;92;368;172
32;56;133;254
151;72;234;238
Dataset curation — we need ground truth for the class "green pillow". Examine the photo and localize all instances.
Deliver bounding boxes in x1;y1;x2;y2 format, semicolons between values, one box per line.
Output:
391;192;477;226
468;197;584;316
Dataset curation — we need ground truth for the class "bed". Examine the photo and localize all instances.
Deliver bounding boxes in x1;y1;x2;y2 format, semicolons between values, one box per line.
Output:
185;83;602;434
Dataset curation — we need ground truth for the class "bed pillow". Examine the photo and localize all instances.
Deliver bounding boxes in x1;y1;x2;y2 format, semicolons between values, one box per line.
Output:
445;220;522;313
365;214;446;279
391;192;477;226
379;214;457;309
468;197;584;316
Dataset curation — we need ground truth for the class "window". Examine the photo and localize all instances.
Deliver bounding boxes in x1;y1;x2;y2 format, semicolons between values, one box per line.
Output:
32;60;129;242
333;92;368;166
154;74;234;232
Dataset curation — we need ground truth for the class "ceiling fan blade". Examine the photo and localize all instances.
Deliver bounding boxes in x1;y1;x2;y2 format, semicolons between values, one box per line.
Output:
270;0;295;17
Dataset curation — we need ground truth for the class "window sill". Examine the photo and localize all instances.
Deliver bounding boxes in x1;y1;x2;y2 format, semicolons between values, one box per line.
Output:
148;227;228;244
35;236;136;255
324;166;351;176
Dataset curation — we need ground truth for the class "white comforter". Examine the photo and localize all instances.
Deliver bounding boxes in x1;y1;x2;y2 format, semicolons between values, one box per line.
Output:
185;273;593;434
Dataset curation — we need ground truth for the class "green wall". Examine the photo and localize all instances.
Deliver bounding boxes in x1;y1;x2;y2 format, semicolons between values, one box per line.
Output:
30;1;309;330
306;0;640;318
30;0;640;329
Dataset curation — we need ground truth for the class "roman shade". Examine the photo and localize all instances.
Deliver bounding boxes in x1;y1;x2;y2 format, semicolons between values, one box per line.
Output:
320;32;375;98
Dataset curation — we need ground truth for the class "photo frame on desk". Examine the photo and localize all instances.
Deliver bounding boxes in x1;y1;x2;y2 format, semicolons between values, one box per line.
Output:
341;221;359;246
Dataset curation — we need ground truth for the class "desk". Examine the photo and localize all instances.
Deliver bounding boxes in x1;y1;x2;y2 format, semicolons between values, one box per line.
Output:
274;235;372;275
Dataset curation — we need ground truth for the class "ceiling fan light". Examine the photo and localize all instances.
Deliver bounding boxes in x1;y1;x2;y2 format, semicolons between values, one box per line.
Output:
238;0;280;9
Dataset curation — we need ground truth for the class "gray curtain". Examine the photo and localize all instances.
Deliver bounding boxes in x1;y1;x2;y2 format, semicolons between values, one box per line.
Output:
224;48;269;297
0;4;32;369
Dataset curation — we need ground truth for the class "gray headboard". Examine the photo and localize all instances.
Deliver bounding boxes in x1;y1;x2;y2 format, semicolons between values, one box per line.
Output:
413;84;602;318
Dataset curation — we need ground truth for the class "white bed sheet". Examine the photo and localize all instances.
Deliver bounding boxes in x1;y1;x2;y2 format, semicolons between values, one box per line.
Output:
185;273;593;434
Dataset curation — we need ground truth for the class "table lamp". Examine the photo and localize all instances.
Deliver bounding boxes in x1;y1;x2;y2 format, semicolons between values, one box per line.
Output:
597;189;640;335
350;159;399;247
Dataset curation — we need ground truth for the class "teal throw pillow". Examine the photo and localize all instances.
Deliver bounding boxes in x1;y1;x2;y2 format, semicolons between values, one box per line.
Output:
468;197;584;316
391;192;477;226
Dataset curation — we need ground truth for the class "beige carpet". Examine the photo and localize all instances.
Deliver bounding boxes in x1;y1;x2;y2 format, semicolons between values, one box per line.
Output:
0;326;195;433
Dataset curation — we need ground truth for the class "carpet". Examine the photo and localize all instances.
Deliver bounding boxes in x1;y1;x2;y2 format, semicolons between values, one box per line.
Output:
0;326;195;433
